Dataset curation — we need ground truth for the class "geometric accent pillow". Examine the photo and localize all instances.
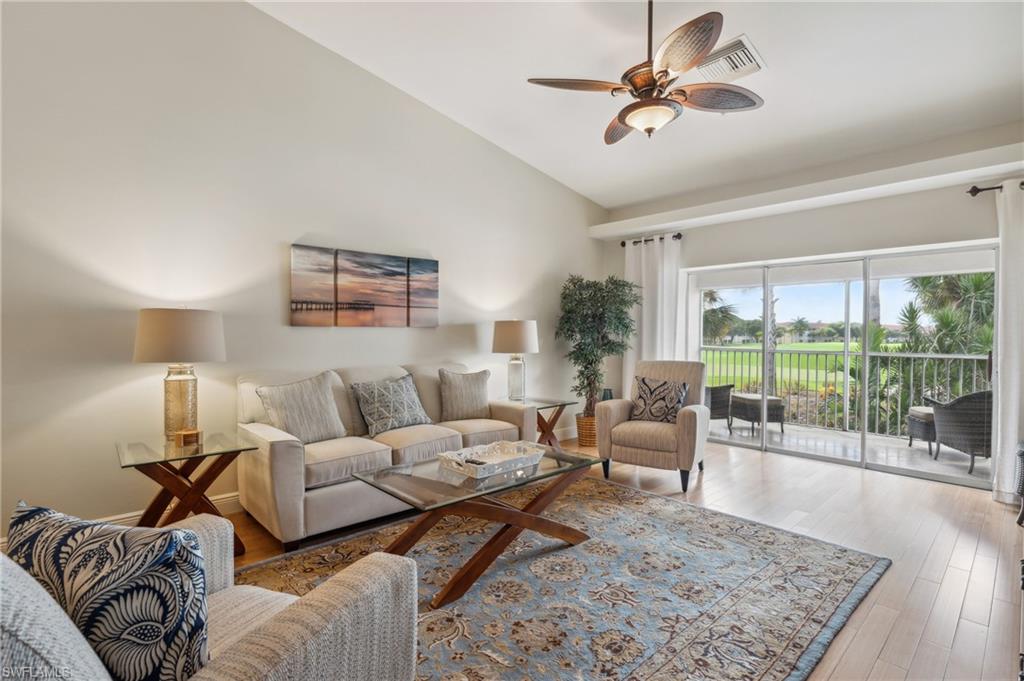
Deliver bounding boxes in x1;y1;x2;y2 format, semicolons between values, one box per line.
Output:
439;368;491;421
256;371;347;444
631;376;689;423
351;374;432;438
6;505;208;681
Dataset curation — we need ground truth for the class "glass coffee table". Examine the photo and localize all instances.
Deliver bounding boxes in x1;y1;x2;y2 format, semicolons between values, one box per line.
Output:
355;443;600;608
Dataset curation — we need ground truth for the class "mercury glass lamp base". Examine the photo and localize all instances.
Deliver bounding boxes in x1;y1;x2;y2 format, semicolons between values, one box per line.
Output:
507;355;526;401
165;364;198;440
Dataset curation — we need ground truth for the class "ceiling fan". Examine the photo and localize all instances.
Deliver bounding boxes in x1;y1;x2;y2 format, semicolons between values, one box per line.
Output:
528;1;763;144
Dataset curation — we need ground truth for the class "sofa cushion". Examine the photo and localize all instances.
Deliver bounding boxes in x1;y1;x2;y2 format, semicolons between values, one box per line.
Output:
439;419;519;447
0;553;112;681
304;437;392;489
257;371;348;444
439;368;491;421
611;420;678;452
403;362;469;423
6;505;208;681
373;424;462;464
206;585;297;660
352;374;432;438
336;366;410;436
631;376;688;423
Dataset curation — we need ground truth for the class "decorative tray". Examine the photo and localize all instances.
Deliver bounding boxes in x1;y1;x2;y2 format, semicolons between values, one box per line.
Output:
438;441;546;479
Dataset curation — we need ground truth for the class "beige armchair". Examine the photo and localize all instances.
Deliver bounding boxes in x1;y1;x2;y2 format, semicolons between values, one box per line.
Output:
1;514;418;681
597;360;711;491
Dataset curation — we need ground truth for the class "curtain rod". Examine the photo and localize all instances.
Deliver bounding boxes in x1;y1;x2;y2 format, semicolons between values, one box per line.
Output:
967;180;1024;197
620;232;682;247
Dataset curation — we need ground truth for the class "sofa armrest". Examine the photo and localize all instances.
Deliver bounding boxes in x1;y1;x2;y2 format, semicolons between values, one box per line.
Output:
237;423;306;543
596;399;633;460
677;404;711;471
191;552;417;681
165;514;234;594
489;401;538;442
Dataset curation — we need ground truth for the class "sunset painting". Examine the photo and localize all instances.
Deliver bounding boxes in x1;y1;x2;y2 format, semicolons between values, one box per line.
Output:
335;249;409;327
408;257;439;327
290;245;336;326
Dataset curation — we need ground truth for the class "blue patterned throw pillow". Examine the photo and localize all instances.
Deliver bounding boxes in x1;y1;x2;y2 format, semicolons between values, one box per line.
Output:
631;376;689;423
6;505;208;681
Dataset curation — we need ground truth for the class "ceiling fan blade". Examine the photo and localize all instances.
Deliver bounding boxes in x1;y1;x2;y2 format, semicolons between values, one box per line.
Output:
669;83;764;112
604;116;633;145
653;11;723;76
528;78;629;94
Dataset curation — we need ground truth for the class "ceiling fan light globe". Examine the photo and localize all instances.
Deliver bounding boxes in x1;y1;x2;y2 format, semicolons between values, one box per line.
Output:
621;99;680;135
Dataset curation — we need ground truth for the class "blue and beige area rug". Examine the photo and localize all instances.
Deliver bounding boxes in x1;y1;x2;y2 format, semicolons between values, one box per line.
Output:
237;478;889;680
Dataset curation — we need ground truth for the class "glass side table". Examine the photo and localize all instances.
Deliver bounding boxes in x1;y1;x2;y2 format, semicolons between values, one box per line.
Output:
506;397;577;449
117;432;255;556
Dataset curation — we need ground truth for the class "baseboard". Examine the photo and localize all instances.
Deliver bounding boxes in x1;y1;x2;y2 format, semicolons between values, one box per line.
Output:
0;492;242;552
555;425;578;443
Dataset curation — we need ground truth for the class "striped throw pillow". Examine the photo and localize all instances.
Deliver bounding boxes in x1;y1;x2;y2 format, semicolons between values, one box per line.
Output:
439;368;491;421
256;371;347;444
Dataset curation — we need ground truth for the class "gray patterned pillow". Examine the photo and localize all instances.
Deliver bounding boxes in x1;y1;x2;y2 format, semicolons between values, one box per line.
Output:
6;505;208;681
256;371;347;444
352;374;432;437
631;376;688;423
439;368;491;421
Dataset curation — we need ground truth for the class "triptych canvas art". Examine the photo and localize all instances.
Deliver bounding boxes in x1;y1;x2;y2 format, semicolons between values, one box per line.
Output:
290;244;439;327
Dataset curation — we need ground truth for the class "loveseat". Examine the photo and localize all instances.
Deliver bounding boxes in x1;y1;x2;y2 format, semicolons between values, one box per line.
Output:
237;362;537;550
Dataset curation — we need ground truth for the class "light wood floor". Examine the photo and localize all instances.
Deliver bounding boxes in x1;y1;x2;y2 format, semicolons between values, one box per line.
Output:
228;439;1021;681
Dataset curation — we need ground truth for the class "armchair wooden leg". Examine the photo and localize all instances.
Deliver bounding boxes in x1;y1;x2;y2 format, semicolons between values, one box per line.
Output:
601;460;610;479
283;540;301;553
680;470;690;492
968;455;975;475
698;460;704;472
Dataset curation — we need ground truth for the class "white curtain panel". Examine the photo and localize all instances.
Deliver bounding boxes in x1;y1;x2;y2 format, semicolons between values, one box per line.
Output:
994;178;1024;503
622;236;682;390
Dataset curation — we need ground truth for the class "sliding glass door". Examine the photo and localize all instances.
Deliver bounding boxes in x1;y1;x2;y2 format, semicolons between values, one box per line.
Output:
688;245;996;490
697;266;765;449
765;260;863;463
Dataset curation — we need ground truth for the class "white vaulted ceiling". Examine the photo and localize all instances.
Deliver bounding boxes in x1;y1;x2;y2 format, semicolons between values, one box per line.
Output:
255;2;1024;210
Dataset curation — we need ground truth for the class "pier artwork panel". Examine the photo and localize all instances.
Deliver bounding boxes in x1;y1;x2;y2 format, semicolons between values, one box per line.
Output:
289;244;438;328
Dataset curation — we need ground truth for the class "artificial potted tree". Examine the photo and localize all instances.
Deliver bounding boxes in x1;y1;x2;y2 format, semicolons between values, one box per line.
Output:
555;274;642;447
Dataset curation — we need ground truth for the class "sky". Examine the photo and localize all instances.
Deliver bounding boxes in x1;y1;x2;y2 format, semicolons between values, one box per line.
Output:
721;279;920;325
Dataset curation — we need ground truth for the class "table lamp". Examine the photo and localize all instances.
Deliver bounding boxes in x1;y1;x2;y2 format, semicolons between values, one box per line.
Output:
133;308;226;440
492;320;539;401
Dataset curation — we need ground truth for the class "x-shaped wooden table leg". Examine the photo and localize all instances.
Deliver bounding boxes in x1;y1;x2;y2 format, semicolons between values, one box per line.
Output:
134;453;245;556
536;404;567;448
385;466;589;608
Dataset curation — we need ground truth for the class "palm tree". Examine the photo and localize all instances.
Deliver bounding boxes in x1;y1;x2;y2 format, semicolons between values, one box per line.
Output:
702;289;739;344
791;317;810;342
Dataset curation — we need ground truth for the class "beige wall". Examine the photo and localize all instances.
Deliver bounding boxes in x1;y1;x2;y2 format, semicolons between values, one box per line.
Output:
1;2;606;532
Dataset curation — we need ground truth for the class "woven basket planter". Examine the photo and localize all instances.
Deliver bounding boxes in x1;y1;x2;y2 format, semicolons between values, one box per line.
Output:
576;414;597;447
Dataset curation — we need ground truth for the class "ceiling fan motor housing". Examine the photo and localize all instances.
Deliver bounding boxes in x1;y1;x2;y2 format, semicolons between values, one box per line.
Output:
621;62;658;98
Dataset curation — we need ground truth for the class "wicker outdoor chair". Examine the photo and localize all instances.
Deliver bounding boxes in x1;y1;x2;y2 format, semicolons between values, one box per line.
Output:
703;384;734;422
924;390;993;474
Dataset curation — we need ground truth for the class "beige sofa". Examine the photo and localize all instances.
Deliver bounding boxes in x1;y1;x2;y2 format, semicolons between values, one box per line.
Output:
237;362;537;550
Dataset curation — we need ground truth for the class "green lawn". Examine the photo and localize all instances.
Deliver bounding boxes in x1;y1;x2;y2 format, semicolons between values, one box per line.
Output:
701;342;850;392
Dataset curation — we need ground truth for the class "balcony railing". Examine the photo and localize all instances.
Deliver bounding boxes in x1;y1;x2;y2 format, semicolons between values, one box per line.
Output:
700;346;991;438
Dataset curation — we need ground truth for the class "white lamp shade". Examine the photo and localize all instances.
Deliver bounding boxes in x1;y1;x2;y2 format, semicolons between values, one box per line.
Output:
492;320;539;354
133;308;226;363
